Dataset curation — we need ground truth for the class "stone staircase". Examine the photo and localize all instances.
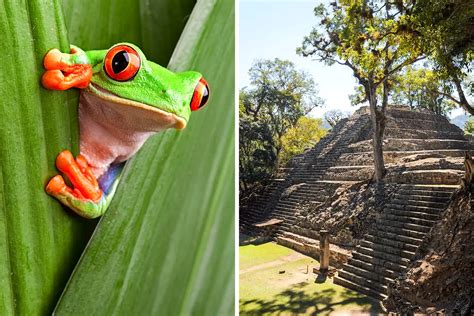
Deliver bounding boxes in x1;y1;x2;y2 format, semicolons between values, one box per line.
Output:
333;184;457;300
239;113;370;235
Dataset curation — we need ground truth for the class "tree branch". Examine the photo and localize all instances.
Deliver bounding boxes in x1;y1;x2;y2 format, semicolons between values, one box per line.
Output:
431;89;461;104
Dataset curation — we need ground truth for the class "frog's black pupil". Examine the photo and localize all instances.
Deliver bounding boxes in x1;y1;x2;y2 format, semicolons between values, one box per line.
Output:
200;86;209;108
111;51;129;74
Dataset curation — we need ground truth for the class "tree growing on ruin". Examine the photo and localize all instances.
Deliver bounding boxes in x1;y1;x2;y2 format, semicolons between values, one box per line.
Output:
298;0;424;182
324;110;350;128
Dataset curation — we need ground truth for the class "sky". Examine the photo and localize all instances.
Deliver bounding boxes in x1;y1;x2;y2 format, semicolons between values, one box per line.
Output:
239;0;465;120
239;0;361;118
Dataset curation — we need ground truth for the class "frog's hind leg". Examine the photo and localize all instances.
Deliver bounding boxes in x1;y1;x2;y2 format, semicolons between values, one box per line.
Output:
46;150;117;219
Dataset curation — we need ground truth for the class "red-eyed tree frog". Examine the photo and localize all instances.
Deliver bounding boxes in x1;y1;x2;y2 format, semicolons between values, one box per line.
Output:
41;43;209;218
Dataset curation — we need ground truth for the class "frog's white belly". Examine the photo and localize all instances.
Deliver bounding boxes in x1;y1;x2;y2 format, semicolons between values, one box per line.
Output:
78;91;175;178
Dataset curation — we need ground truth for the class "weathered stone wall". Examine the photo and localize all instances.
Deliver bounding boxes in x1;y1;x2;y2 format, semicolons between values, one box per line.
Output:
384;188;474;314
295;182;399;248
276;231;351;268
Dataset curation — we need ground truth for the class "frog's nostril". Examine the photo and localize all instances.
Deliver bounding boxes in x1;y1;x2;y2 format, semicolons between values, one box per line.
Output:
190;78;210;111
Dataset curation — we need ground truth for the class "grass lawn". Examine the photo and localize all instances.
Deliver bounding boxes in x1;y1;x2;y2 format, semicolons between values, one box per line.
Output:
240;242;383;315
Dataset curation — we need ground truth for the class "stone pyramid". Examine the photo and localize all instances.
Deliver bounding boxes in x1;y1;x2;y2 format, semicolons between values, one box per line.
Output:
240;106;474;300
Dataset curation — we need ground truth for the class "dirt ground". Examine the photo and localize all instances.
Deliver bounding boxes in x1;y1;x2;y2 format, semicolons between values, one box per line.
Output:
240;242;383;315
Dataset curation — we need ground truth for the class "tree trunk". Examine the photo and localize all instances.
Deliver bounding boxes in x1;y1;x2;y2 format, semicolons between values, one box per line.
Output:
274;145;282;170
368;84;386;183
453;76;474;116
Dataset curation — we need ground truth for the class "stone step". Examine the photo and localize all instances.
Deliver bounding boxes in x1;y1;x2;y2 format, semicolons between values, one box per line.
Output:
368;231;423;247
281;231;318;245
350;138;471;152
386;119;460;132
272;209;296;221
339;149;472;166
383;128;466;140
386;169;463;185
333;276;386;301
355;246;411;268
398;184;457;192
273;207;296;215
276;236;318;259
291;171;326;177
352;252;408;274
392;193;451;203
383;208;440;221
385;203;446;214
359;240;415;259
343;262;395;284
377;218;431;233
323;166;373;179
271;212;295;221
365;234;419;252
387;109;451;122
286;195;327;203
292;191;326;198
276;200;299;208
297;185;329;192
380;214;436;228
346;258;400;280
376;224;426;240
390;198;447;209
337;270;388;294
397;189;453;198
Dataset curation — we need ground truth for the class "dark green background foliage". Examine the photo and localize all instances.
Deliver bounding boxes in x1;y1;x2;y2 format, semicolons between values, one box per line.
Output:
239;58;322;196
0;0;234;314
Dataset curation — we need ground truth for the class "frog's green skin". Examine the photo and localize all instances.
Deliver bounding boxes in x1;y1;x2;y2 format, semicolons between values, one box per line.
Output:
83;44;201;122
42;43;208;218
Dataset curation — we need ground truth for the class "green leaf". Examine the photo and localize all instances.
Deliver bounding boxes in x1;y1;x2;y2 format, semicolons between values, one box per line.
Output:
62;0;196;65
0;1;95;314
54;0;235;314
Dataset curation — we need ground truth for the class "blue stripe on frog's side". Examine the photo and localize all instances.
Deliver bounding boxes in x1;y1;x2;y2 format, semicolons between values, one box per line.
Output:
98;162;125;195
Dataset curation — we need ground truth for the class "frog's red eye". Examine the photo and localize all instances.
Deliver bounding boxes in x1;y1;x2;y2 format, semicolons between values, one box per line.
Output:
104;45;141;82
190;78;210;111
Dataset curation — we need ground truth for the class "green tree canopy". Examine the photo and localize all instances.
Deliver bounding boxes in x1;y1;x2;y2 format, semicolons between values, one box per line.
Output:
390;66;456;115
239;59;323;195
408;0;473;114
465;117;474;135
280;116;327;165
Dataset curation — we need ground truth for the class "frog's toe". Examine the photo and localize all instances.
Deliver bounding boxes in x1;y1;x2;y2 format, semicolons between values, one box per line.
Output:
41;48;92;91
53;150;103;202
46;151;109;218
46;174;107;219
46;174;70;197
42;70;71;90
43;49;63;70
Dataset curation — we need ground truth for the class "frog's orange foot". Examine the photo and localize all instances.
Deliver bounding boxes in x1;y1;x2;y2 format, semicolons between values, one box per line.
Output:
46;150;102;203
41;47;92;90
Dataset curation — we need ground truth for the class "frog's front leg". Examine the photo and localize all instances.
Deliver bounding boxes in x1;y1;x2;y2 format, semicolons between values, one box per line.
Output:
41;45;92;90
46;150;120;219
